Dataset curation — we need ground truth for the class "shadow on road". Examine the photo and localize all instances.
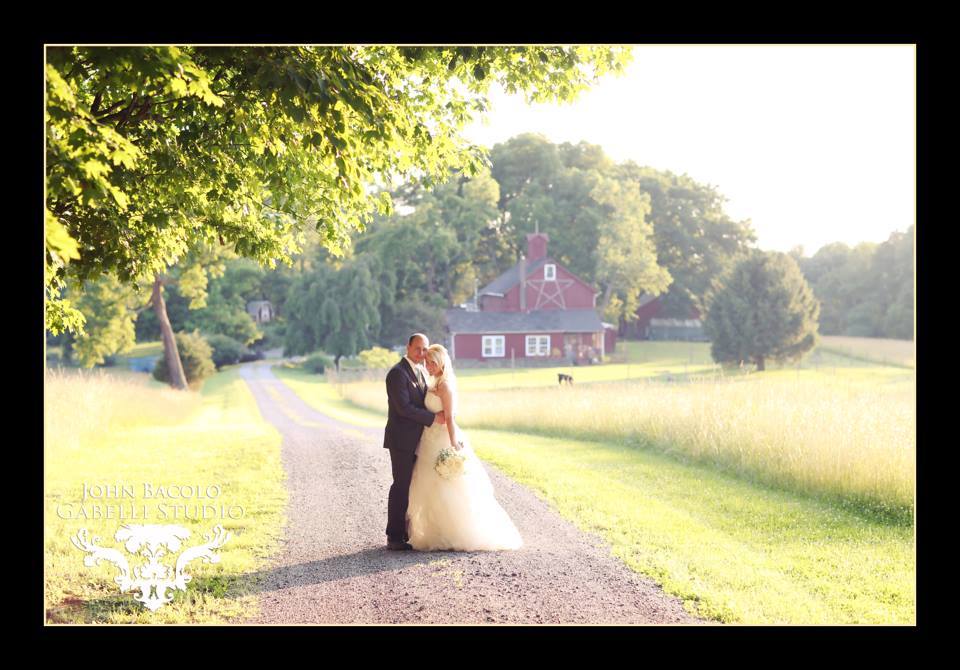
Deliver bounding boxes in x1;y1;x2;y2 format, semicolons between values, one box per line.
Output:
229;545;483;597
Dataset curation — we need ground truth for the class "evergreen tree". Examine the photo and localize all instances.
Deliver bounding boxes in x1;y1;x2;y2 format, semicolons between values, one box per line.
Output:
704;251;820;371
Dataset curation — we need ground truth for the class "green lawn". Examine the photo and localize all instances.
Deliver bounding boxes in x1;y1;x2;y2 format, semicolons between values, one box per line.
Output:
468;428;914;624
270;360;915;624
454;341;720;391
44;367;287;624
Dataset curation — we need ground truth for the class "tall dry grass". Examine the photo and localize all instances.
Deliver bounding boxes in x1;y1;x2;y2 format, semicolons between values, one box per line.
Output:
44;367;200;453
340;375;914;517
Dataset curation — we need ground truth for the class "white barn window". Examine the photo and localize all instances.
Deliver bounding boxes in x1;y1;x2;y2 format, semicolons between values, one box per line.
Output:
525;335;550;356
482;336;505;358
544;264;556;281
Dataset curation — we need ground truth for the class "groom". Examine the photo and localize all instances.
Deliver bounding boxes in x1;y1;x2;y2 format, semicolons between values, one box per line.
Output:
383;333;445;550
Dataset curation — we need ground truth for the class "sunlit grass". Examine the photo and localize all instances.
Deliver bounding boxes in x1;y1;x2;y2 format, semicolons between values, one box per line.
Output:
818;336;915;369
332;344;915;520
271;366;385;429
447;341;720;391
44;367;287;624
266;367;915;624
325;340;913;391
467;429;915;624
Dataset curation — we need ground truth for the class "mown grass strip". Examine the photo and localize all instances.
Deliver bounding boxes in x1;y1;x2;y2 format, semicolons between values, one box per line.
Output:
467;429;914;624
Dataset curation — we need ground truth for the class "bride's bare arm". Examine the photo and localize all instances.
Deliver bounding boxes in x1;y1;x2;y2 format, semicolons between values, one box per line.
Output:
436;381;459;448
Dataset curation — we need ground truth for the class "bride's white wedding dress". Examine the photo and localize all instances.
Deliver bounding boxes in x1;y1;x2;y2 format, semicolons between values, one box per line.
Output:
406;390;523;552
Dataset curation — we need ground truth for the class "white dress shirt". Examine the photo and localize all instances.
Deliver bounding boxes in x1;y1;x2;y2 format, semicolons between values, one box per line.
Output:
403;355;424;388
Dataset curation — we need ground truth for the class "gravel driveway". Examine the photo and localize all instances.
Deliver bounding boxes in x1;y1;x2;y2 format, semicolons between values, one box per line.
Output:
236;361;705;625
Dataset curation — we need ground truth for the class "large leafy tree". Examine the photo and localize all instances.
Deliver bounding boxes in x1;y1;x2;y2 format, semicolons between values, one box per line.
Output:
590;175;672;322
353;208;456;344
61;273;145;367
489;137;672;324
703;251;820;371
428;167;505;299
283;255;383;369
489;133;563;249
357;165;501;298
45;45;632;386
621;164;757;317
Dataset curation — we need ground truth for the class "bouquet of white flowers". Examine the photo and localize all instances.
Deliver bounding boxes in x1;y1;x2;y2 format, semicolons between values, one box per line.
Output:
435;442;468;479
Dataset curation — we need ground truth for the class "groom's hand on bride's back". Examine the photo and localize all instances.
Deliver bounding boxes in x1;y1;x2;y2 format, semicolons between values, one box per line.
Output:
435;410;446;425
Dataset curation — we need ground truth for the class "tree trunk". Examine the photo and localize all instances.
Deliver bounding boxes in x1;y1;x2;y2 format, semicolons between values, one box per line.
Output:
334;354;342;373
755;355;765;372
152;274;188;390
599;283;614;313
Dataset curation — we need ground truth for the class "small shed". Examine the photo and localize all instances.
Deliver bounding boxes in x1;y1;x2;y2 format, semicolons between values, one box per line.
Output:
246;300;274;324
647;318;708;341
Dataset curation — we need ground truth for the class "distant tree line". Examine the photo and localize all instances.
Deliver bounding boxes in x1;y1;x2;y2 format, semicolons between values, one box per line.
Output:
48;129;912;373
791;226;914;340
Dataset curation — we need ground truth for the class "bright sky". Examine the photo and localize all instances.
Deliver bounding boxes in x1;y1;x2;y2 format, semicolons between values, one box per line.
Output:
461;45;916;256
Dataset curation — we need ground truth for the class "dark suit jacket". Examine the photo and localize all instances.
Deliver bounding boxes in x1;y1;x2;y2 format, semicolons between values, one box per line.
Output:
383;358;435;452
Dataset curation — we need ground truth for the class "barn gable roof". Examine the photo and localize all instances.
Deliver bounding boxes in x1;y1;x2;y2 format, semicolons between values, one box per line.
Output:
445;308;603;334
479;257;549;296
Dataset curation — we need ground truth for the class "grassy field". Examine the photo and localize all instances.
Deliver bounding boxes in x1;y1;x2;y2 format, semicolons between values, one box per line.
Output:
468;429;914;624
327;341;722;390
817;335;915;368
42;334;912;624
46;362;171;389
267;365;915;624
327;342;915;520
44;366;287;624
328;340;914;391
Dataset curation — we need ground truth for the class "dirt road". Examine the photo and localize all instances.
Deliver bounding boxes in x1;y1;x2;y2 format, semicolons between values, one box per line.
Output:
236;361;704;625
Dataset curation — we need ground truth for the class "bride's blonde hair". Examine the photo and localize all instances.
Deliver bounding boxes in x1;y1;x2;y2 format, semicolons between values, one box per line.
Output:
425;344;456;391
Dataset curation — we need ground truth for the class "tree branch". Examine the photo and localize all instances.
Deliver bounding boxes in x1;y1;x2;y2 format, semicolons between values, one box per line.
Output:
115;94;143;129
93;97;127;119
96;97;139;126
90;89;104;117
64;56;88;81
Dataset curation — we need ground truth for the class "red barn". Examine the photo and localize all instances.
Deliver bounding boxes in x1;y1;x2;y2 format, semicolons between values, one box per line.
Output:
629;294;706;341
445;232;615;364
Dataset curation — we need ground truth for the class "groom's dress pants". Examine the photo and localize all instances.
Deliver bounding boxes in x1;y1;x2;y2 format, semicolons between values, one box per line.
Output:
386;448;417;542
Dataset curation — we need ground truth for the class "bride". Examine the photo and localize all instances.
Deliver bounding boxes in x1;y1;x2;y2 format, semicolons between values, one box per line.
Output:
406;344;523;552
